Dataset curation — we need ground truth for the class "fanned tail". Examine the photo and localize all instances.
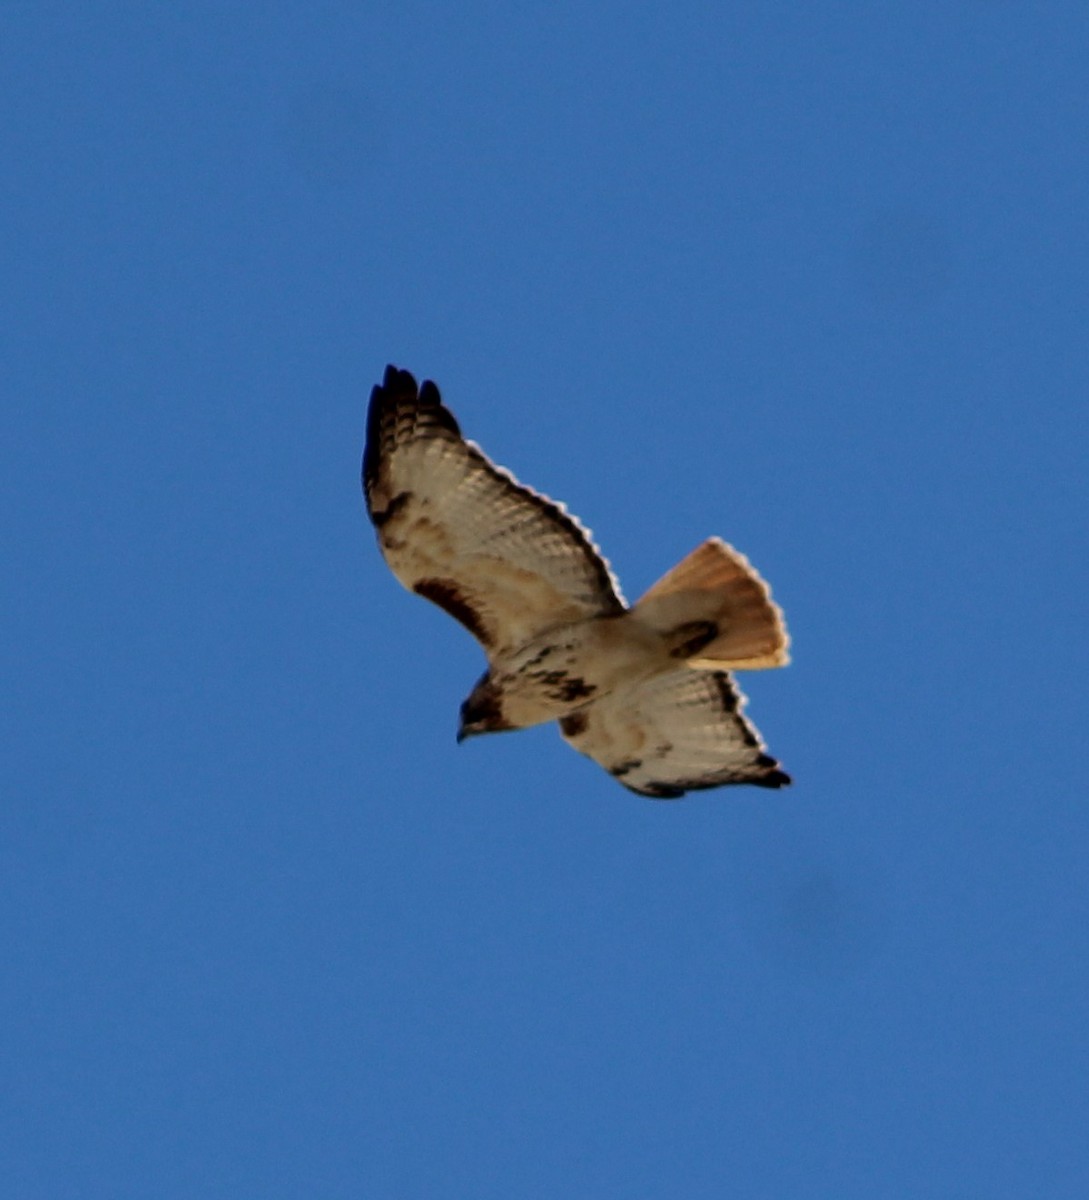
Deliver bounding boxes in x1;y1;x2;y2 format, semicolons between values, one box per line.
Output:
633;537;789;670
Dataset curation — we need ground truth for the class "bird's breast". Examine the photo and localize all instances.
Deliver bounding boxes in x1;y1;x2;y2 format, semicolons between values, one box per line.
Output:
492;614;668;728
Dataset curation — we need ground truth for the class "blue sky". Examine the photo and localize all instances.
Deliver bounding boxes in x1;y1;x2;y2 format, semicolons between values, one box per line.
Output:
3;3;1087;1196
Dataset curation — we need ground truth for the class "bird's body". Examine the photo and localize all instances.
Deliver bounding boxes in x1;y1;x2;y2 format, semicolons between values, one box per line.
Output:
363;365;791;798
461;611;668;732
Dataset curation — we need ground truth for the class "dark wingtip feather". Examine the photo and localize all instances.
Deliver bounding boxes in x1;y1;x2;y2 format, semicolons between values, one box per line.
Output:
363;364;465;502
381;364;418;396
362;369;414;499
755;762;792;788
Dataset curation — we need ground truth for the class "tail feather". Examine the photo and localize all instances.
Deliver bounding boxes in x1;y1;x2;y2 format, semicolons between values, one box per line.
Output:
633;538;789;670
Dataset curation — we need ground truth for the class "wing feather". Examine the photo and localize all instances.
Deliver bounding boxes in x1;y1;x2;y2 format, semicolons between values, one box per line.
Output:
363;366;625;655
560;668;790;797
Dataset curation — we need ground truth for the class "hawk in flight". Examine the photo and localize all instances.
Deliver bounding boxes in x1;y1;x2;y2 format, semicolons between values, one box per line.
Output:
363;365;791;798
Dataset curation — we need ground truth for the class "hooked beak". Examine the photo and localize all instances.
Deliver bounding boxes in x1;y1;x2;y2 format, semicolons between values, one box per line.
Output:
458;721;486;744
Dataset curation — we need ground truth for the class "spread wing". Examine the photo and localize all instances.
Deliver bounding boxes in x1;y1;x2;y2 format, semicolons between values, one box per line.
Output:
559;669;790;798
363;365;625;657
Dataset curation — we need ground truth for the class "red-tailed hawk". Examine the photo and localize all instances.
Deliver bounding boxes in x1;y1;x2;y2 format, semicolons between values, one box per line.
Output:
363;365;791;798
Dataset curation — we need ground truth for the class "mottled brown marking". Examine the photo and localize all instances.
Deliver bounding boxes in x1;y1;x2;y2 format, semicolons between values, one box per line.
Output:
558;677;595;702
532;669;596;703
413;577;491;647
560;711;589;738
636;781;685;800
668;620;719;658
371;490;412;528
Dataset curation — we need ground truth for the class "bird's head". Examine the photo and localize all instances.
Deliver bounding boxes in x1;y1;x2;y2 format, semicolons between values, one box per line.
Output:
457;674;513;742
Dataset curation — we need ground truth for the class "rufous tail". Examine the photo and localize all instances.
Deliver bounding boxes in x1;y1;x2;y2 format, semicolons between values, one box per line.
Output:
633;537;790;670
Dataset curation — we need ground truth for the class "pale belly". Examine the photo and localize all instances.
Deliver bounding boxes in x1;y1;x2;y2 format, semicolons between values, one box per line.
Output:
490;613;671;728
